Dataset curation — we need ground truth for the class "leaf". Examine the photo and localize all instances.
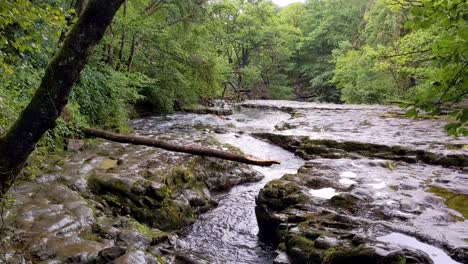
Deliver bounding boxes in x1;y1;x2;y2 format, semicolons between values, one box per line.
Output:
405;108;418;117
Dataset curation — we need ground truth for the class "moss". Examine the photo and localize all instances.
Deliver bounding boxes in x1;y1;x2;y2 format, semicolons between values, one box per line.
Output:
278;242;286;251
329;194;359;213
156;255;166;264
399;256;407;264
128;217;169;238
99;159;118;170
163;167;194;189
451;214;464;222
285;234;321;263
81;231;100;242
259;180;306;211
389;185;399;191
429;186;468;219
323;247;337;262
158;199;194;230
383;161;397;170
223;143;244;155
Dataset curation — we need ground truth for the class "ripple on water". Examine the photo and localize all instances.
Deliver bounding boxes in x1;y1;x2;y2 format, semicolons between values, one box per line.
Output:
309;188;340;199
377;233;461;264
180;133;304;263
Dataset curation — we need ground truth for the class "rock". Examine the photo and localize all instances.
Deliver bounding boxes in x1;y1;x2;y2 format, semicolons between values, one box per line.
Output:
182;189;207;207
63;252;96;263
273;251;291;264
182;105;233;116
66;139;85;151
451;246;468;263
174;251;211;264
95;247;126;263
70;178;88;192
99;225;120;239
313;236;339;249
113;250;147;264
400;199;420;213
400;183;418;190
214;127;227;134
112;216;130;228
36;174;58;184
117;230;152;250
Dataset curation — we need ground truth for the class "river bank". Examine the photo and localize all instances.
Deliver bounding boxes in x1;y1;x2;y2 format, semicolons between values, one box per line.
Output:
1;100;467;263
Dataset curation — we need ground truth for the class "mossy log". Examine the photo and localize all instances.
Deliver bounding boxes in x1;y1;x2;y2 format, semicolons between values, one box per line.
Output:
84;128;281;167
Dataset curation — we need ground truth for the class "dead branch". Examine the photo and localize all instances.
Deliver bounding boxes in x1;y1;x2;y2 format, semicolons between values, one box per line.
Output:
83;128;280;167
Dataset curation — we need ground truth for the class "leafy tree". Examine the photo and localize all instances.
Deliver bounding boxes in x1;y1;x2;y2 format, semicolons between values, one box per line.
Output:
291;0;368;102
0;0;125;198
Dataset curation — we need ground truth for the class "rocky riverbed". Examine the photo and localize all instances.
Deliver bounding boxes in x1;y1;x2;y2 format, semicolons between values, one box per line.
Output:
1;100;467;264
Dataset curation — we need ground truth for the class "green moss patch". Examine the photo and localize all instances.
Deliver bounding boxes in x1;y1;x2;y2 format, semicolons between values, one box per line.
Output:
429;186;468;219
99;159;118;170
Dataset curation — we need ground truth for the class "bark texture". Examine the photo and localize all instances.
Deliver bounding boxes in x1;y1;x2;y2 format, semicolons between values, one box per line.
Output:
84;128;281;167
0;0;125;199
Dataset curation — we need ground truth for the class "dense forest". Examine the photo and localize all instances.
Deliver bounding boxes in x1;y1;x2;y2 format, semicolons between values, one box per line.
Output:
1;0;467;136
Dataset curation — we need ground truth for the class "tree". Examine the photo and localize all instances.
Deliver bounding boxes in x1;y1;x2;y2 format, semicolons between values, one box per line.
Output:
291;0;369;102
0;0;125;199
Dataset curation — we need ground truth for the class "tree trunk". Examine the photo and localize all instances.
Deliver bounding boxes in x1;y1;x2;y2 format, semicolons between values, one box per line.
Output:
0;0;125;199
116;0;127;70
105;25;115;66
127;33;138;72
84;128;280;167
74;0;87;17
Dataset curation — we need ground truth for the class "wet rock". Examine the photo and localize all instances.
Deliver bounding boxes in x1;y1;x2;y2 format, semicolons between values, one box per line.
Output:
400;183;418;190
273;251;291;264
117;230;152;250
66;139;85;151
182;105;233;116
174;251;211;264
451;246;468;263
63;252;96;263
95;246;126;263
182;189;207;207
36;174;59;184
255;159;465;264
214;127;228;134
400;199;421;213
313;236;339;249
113;250;147;264
99;225;120;239
255;133;468;168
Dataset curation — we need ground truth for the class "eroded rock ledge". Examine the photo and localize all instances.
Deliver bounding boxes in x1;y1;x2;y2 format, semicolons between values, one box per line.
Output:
254;133;468;168
2;138;262;264
255;157;468;264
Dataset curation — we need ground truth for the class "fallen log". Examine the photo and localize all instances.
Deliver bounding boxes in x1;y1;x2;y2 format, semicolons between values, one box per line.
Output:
83;128;280;167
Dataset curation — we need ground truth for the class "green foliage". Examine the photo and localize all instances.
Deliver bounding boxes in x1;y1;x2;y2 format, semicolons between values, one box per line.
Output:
210;0;299;99
290;0;368;102
332;0;467;134
72;66;141;130
333;43;399;104
0;0;67;70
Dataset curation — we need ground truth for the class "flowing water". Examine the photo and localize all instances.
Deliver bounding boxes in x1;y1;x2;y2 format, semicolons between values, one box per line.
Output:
133;107;305;262
180;133;304;263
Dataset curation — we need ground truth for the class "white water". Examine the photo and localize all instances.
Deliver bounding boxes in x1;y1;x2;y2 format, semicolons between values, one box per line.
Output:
377;233;461;264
